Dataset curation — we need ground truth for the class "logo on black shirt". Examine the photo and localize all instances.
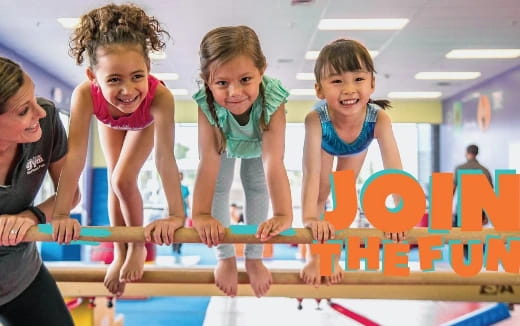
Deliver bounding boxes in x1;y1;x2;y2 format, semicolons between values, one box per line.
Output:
26;154;45;175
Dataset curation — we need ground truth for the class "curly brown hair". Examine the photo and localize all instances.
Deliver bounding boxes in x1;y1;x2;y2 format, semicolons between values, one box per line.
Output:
199;26;268;154
69;3;170;67
0;57;24;114
315;39;391;109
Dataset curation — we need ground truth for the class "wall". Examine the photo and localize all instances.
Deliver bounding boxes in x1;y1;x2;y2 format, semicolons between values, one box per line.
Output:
0;43;73;110
173;99;442;124
440;65;520;175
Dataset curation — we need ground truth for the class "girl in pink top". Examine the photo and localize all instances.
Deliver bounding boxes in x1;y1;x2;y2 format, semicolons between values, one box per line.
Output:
53;4;185;297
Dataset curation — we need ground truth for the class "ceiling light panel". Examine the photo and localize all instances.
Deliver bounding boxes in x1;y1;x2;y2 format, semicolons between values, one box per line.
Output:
152;73;179;80
290;89;316;96
296;73;315;80
446;49;520;59
305;50;378;60
415;72;481;80
169;89;188;96
57;18;80;29
318;19;409;30
388;91;442;99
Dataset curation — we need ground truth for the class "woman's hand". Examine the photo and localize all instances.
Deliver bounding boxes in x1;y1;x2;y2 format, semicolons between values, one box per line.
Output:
192;215;225;247
0;213;36;246
51;214;81;244
144;216;185;245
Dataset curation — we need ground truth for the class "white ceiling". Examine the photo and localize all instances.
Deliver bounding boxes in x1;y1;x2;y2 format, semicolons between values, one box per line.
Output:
0;0;519;101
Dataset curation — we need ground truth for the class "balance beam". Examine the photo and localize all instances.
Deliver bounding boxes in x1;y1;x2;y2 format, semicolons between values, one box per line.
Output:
25;226;520;244
49;266;520;302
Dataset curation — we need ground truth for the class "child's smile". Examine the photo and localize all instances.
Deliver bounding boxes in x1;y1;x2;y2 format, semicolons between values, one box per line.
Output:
209;55;263;115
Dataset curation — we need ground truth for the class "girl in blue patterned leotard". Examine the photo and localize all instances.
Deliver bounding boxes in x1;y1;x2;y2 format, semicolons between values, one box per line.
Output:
300;39;404;286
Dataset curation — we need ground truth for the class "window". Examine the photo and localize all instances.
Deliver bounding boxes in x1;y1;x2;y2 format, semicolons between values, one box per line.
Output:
141;123;434;226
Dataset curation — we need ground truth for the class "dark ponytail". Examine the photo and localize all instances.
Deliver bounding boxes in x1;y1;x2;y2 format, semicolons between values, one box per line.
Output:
369;98;392;110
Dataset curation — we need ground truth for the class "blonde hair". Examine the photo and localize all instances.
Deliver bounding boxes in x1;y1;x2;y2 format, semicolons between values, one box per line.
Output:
0;57;24;114
315;39;391;109
69;3;170;68
198;25;268;153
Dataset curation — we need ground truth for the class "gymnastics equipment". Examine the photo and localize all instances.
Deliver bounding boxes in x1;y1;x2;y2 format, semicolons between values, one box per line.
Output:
49;266;520;302
24;226;520;244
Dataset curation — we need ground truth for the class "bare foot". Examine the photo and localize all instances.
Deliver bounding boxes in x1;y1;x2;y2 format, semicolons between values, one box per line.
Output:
324;258;344;286
301;254;343;287
300;255;322;287
214;257;238;296
245;259;272;297
120;243;147;282
104;254;125;297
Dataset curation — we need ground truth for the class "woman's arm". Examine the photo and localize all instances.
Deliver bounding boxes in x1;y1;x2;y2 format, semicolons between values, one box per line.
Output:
257;104;293;240
0;155;80;246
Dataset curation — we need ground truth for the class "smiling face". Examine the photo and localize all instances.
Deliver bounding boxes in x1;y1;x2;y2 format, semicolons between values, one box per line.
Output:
0;73;46;146
87;44;150;116
315;63;375;114
208;55;264;115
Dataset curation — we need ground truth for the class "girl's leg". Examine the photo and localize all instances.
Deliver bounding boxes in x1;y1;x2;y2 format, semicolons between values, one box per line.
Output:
241;157;268;258
336;151;368;178
97;123;127;296
0;264;74;326
111;125;155;283
211;155;238;296
240;157;271;297
321;151;368;284
301;150;335;286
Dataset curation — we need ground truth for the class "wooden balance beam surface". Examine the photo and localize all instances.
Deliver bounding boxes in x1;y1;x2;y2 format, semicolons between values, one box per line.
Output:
49;266;520;302
25;226;520;244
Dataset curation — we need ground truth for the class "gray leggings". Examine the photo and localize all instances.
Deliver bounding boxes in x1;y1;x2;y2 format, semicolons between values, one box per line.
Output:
213;155;268;259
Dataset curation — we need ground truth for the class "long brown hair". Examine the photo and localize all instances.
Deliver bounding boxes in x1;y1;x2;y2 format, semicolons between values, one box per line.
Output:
198;25;268;153
69;3;170;68
314;38;391;109
0;57;24;114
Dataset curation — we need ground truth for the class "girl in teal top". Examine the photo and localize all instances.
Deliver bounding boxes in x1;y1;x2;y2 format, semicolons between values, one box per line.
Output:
192;26;293;298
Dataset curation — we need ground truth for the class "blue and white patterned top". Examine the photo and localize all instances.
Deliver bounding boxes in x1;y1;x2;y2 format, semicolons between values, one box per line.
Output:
314;100;380;157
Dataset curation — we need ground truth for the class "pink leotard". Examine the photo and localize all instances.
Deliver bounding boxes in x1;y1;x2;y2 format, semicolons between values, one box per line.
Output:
90;75;160;130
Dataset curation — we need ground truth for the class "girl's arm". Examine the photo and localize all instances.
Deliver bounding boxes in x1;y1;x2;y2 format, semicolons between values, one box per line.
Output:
374;110;405;242
301;111;336;241
191;108;225;246
144;85;185;245
301;111;323;226
52;82;92;243
375;110;402;170
257;104;293;241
